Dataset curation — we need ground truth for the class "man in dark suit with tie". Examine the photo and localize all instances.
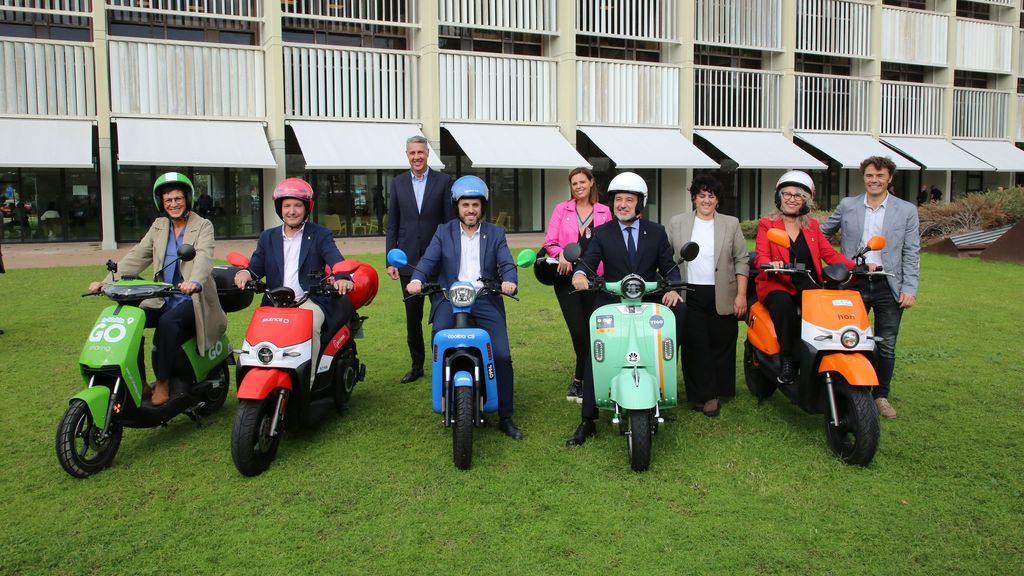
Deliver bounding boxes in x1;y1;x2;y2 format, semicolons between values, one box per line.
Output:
567;172;682;446
385;135;454;383
406;176;523;440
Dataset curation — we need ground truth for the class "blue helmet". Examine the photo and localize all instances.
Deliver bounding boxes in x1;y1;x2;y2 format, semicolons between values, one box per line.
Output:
451;175;489;203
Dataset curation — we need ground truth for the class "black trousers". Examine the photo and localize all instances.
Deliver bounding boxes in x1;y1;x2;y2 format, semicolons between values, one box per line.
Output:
681;285;739;403
144;300;196;381
400;274;429;370
552;276;596;382
762;290;799;357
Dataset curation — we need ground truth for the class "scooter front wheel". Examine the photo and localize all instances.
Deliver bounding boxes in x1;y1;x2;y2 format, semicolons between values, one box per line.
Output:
452;387;474;470
824;381;880;466
55;400;123;478
231;397;282;477
626;409;653;472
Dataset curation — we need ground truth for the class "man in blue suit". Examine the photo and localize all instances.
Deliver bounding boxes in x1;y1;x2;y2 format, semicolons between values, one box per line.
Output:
406;176;523;440
234;178;354;383
821;156;920;419
386;135;454;383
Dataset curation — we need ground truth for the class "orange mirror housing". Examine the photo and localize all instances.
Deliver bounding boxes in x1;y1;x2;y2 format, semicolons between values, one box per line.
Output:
766;228;791;249
866;235;886;252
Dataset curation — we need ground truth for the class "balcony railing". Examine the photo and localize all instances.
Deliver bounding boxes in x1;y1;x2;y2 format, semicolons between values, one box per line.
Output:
953;88;1008;140
970;0;1014;6
796;0;871;59
282;0;414;26
441;0;555;33
576;58;678;126
107;0;261;19
108;39;265;118
880;7;947;67
880;81;943;136
794;73;870;133
693;66;780;129
0;39;95;117
283;45;417;120
955;19;1012;75
576;0;676;42
695;0;781;51
439;51;555;123
1;0;91;13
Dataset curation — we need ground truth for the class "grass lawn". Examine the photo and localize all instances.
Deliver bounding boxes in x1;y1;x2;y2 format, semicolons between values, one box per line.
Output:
0;252;1021;575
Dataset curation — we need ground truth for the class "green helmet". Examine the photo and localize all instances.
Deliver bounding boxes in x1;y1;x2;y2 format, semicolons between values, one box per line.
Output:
152;172;195;213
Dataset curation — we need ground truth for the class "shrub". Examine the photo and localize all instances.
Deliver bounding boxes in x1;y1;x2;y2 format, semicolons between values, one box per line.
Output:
917;187;1024;240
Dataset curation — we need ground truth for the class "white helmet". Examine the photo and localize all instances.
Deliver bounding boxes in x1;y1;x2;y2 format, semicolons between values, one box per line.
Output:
608;171;648;210
775;170;815;215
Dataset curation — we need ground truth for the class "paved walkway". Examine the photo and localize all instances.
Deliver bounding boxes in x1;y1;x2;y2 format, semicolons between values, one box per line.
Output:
1;232;548;270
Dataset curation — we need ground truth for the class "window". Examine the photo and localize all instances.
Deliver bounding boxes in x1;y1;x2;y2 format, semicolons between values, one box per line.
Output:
0;10;90;41
439;26;543;56
956;1;990;20
282;20;407;49
1;167;101;243
694;46;763;70
882;0;927;8
576;34;661;62
107;11;258;44
795;54;851;76
881;62;926;83
954;70;990;89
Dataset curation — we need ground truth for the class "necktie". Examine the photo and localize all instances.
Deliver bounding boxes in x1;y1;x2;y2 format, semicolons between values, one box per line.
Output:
626;225;637;269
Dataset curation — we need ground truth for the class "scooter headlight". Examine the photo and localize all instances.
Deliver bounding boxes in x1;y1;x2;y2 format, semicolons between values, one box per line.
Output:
840;330;860;349
622;276;645;300
257;346;274;364
449;285;476;307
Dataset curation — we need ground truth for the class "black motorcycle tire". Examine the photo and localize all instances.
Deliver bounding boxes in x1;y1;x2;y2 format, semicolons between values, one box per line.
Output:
55;399;123;478
231;397;282;477
452;386;474;470
196;361;231;417
744;341;777;401
627;409;652;472
824;381;880;466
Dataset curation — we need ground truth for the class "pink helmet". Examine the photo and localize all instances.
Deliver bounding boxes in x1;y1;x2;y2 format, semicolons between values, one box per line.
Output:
273;178;315;221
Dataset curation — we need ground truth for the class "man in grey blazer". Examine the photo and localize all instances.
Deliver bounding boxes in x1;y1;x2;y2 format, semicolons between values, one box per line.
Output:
821;155;920;419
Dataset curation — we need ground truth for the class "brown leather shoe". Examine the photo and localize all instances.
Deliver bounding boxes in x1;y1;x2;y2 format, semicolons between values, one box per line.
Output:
151;380;169;406
875;398;897;419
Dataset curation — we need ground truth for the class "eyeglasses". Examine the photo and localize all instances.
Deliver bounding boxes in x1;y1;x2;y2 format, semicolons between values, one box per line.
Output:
780;192;804;201
163;197;186;206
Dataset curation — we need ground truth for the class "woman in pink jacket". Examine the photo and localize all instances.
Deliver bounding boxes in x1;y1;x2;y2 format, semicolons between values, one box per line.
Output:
542;167;613;402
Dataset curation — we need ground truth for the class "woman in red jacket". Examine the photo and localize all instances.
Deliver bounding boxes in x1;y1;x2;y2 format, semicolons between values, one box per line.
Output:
541;167;613;401
755;170;853;384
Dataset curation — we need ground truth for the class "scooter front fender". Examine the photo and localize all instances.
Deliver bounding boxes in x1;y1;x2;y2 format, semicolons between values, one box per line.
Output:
237;368;293;400
610;370;660;410
71;386;112;430
818;353;878;387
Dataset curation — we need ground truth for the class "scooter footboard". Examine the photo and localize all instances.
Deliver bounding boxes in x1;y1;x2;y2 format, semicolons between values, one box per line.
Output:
818;353;878;387
608;370;661;410
238;368;293;399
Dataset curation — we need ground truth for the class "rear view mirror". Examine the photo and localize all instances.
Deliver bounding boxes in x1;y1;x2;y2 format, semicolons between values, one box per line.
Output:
177;244;197;262
562;243;582;263
766;228;791;249
226;251;250;267
866;235;886;252
386;249;408;268
678;241;699;262
516;249;537;268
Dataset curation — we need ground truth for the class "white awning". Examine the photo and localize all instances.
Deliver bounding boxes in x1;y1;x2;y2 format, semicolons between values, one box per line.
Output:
879;136;992;171
290;121;444;170
694;129;826;169
115;118;276;168
0;118;93;168
578;126;718;169
442;123;589;169
952;139;1024;172
794;132;918;170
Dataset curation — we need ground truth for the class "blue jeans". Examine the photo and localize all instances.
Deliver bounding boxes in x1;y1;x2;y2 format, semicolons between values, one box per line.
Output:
858;277;904;399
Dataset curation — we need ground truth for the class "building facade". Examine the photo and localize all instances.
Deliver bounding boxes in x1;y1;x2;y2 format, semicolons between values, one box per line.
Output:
3;0;1024;247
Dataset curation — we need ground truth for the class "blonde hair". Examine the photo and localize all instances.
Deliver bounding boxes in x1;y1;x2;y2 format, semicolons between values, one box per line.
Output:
766;187;816;227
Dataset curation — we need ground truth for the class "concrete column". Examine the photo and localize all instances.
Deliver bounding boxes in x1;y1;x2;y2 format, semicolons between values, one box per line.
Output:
664;0;695;216
261;0;286;228
774;0;797;138
415;0;442;148
92;0;115;249
863;0;883;138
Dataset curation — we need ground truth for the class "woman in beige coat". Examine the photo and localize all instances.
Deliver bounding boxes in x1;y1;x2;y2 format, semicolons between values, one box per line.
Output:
88;173;226;405
666;174;749;417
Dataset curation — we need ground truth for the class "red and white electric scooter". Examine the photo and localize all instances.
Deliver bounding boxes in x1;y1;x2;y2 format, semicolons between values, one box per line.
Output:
226;252;378;476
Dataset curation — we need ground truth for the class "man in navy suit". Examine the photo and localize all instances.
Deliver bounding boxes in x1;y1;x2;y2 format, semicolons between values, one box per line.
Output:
234;179;354;384
567;172;682;446
406;176;523;440
386;135;454;383
821;155;920;419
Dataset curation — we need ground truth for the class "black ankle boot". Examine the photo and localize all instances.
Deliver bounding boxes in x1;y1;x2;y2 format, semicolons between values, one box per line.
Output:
778;357;796;384
566;419;596;446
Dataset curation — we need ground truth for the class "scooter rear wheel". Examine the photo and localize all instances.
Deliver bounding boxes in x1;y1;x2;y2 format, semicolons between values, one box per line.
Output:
231;397;282;477
627;409;652;472
55;400;123;478
744;341;777;401
452;387;474;470
824;381;880;466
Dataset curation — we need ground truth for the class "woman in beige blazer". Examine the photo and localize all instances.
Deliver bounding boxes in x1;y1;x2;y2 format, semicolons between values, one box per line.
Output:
88;173;226;405
666;174;749;417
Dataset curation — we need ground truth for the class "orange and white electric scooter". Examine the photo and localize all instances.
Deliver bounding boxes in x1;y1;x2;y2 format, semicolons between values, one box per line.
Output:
744;229;889;466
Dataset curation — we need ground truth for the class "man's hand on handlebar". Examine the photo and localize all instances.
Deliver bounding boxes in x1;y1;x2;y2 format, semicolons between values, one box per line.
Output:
571;274;590;291
233;269;252;290
334;279;354;295
501;281;517;296
87;281;104;294
406;281;422;296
